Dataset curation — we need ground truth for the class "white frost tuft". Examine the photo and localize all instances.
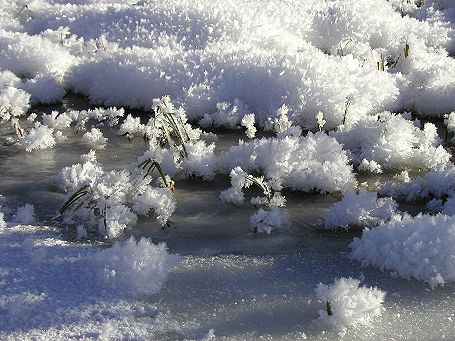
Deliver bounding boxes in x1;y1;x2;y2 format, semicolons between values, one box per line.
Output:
323;191;399;230
93;236;180;296
13;204;36;225
350;213;455;288
314;277;385;329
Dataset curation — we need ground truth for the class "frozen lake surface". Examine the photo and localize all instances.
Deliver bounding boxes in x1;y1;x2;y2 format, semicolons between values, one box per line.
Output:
0;97;454;340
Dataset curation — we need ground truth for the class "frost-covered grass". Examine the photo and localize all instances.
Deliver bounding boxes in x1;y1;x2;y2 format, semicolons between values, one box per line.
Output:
350;213;455;288
323;191;399;230
314;277;386;330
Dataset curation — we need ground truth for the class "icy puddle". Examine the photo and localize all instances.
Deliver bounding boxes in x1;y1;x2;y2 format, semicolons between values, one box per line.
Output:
0;98;453;340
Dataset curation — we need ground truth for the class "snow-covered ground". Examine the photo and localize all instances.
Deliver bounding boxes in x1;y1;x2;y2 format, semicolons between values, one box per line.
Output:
1;0;455;339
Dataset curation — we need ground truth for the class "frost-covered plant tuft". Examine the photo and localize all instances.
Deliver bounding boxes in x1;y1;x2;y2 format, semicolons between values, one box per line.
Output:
13;204;36;225
58;152;176;239
314;277;386;329
350;213;455;288
323;191;399;230
220;166;289;234
93;236;180;296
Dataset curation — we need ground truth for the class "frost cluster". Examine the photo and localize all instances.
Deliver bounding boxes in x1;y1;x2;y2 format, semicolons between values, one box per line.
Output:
314;277;386;329
13;204;36;225
332;112;450;171
323;191;399;230
250;207;290;234
0;70;30;121
381;164;455;201
93;236;180;296
18;123;56;152
58;151;176;238
350;213;455;288
221;132;357;193
220;166;289;233
81;128;108;149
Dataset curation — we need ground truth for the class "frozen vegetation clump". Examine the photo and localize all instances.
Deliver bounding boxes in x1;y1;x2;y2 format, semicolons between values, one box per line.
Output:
381;163;455;201
221;132;356;194
13;204;36;225
18;122;56;152
323;191;399;230
350;213;455;288
0;70;31;121
93;236;180;296
332;112;450;171
57;151;176;238
314;277;386;330
56;96;216;238
220;166;289;233
81;128;108;149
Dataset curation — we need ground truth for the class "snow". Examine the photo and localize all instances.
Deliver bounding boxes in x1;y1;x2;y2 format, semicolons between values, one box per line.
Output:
94;236;180;297
0;224;180;340
314;277;386;330
350;213;455;288
1;0;455;339
323;191;399;230
13;204;36;225
81;127;108;149
221;133;357;193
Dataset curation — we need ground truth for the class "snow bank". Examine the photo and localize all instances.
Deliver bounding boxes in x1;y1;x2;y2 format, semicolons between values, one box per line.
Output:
0;222;179;339
0;0;452;119
0;30;74;79
94;236;180;296
323;191;398;230
350;213;455;288
221;132;357;193
314;277;385;329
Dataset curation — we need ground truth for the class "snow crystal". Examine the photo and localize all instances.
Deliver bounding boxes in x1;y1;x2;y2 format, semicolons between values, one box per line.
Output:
93;236;180;296
58;150;103;191
0;70;31;120
22;75;65;104
250;207;290;234
350;213;455;288
133;187;176;227
42;111;73;130
13;204;36;225
81;128;108;149
323;191;399;230
314;277;385;329
181;140;216;180
241;113;257;139
358;159;383;174
18;122;56;152
221;133;357;193
0;210;5;230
